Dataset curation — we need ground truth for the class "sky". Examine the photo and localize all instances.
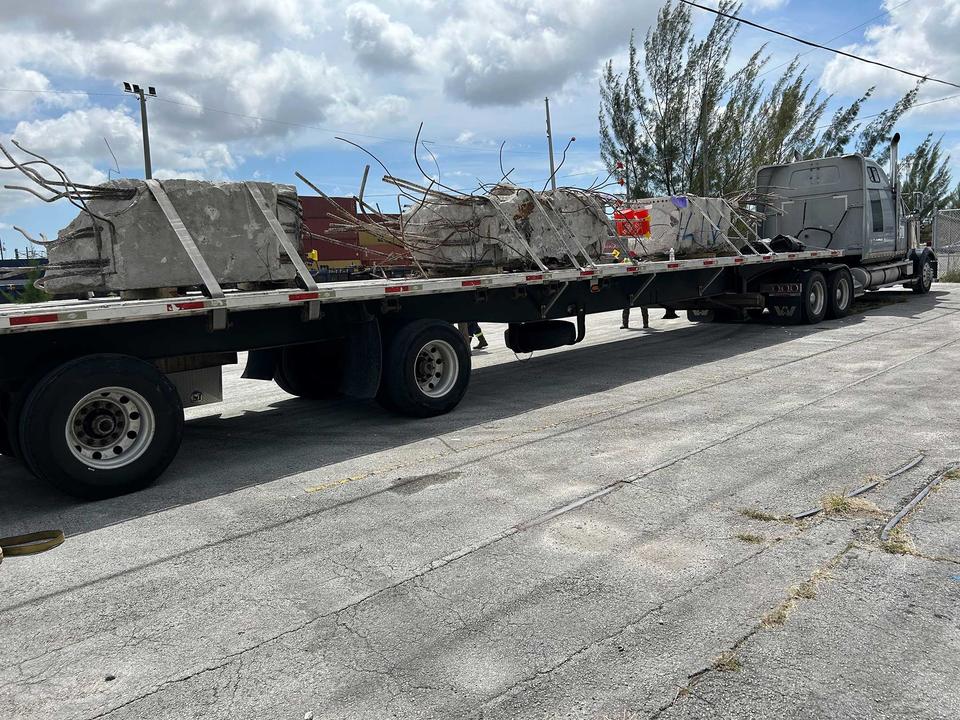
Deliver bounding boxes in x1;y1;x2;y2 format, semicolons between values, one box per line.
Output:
1;0;958;257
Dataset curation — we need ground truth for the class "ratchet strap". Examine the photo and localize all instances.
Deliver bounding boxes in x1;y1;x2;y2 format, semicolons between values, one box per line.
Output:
0;530;64;565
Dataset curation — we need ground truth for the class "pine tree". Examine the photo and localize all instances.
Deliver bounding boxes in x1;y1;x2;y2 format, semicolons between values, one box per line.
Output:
599;1;922;197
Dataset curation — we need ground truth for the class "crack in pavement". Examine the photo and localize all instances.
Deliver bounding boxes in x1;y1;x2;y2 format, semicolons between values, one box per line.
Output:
6;309;955;619
476;543;774;717
19;318;960;718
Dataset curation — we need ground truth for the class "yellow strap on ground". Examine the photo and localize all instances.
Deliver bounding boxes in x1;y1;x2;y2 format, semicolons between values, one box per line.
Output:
0;530;65;564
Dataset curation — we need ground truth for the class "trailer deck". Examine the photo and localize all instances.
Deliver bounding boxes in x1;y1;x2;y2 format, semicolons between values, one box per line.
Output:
0;249;842;334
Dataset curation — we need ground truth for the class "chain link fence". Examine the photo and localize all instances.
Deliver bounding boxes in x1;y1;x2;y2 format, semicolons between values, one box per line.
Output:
933;209;960;280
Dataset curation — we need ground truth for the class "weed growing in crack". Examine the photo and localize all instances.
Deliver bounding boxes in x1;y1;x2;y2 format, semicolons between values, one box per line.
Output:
881;528;916;556
741;508;779;522
736;532;766;544
821;494;883;517
712;651;742;672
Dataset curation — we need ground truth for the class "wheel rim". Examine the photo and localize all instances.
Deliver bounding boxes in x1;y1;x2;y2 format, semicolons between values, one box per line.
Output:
921;262;933;289
65;387;156;469
809;280;826;317
414;340;459;398
835;276;851;310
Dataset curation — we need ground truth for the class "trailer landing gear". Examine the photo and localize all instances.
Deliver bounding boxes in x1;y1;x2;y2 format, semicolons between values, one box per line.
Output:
17;355;184;500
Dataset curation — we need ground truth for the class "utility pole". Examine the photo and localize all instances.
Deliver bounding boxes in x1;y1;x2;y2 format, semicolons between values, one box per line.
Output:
123;82;157;179
699;101;709;195
544;97;557;191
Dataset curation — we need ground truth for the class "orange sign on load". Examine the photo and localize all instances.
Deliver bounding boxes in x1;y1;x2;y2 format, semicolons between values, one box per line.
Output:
613;207;651;237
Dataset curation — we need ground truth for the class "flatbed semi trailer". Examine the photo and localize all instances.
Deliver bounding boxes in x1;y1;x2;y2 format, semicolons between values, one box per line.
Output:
0;240;936;500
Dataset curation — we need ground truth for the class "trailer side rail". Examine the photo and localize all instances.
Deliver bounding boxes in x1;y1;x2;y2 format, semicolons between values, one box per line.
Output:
0;249;842;335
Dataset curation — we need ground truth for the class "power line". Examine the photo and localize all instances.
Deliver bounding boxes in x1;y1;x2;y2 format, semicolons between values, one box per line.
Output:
756;0;914;79
813;91;960;131
681;0;960;90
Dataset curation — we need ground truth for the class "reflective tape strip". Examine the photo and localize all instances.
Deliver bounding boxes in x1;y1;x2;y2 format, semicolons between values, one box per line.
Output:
703;259;717;266
461;279;482;287
385;285;409;294
289;292;320;301
166;301;205;311
9;313;58;326
525;274;544;282
667;263;680;269
734;257;745;264
580;270;595;277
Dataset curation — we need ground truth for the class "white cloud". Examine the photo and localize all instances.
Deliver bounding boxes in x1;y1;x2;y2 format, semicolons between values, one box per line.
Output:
344;2;425;73
434;0;660;106
821;0;960;100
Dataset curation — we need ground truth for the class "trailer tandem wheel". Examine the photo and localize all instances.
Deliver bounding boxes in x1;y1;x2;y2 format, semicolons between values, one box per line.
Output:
378;320;471;418
801;271;828;324
18;354;184;500
826;268;854;319
274;340;345;399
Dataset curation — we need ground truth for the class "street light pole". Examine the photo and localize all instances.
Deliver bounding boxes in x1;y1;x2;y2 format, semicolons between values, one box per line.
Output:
123;82;157;179
544;97;557;192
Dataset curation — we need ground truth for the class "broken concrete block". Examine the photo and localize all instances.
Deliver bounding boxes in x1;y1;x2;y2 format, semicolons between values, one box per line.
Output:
44;179;301;295
401;187;614;275
624;196;733;258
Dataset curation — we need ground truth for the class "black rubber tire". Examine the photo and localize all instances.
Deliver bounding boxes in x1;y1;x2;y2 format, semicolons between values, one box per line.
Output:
912;255;933;294
378;320;470;418
18;354;184;500
0;409;13;457
274;340;345;399
826;268;854;319
801;271;828;325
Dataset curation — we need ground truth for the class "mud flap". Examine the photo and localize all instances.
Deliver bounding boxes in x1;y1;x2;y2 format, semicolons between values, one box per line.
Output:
242;349;279;380
341;317;382;399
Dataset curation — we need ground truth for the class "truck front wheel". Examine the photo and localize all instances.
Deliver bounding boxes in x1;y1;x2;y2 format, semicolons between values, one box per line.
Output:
378;320;470;417
18;354;184;500
912;255;933;294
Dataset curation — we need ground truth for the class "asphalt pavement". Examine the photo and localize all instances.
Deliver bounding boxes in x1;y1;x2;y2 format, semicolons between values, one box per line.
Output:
1;285;959;720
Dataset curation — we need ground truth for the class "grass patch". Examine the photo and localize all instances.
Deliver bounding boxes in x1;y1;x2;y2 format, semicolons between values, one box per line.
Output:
791;582;817;600
761;603;791;628
712;651;742;672
944;468;960;481
821;494;883;517
881;528;916;556
741;508;780;522
736;532;766;544
939;268;960;283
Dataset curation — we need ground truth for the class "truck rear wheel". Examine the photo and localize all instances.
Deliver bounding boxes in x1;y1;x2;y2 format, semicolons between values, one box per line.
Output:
801;271;828;324
18;354;184;500
826;268;853;319
378;320;470;417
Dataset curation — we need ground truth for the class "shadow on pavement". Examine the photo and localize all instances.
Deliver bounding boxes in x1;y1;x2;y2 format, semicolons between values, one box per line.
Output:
0;289;951;536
